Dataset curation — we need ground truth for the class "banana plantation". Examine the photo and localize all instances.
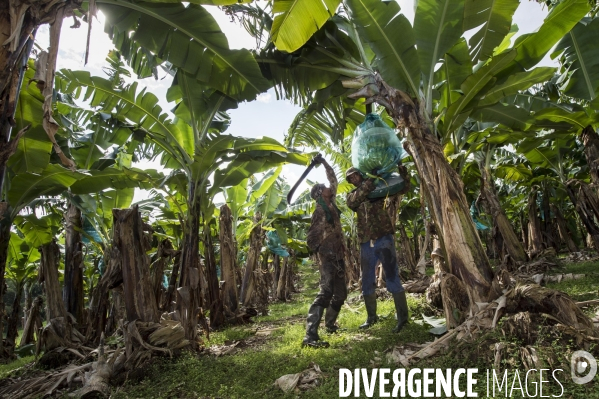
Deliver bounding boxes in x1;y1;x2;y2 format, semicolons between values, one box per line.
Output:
0;0;599;397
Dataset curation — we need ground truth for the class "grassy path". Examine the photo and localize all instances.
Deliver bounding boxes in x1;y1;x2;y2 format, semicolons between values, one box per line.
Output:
1;259;597;398
115;263;432;398
114;260;599;399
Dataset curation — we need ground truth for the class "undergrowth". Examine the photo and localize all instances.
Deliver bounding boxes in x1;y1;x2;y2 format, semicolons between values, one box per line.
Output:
1;260;596;398
114;264;432;398
113;259;598;398
545;260;599;302
0;355;34;379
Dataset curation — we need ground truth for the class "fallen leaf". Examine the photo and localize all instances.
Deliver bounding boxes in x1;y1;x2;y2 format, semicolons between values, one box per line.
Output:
429;326;447;335
274;373;300;392
422;314;446;328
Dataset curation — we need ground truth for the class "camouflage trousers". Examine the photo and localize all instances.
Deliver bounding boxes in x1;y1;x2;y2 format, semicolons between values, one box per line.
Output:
312;249;347;312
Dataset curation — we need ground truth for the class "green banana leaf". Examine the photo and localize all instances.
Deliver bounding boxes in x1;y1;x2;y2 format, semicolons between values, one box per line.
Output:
552;17;599;101
414;0;464;91
271;0;341;52
8;164;87;216
346;0;420;95
11;59;52;174
98;0;271;102
463;0;519;62
503;0;590;74
14;213;63;248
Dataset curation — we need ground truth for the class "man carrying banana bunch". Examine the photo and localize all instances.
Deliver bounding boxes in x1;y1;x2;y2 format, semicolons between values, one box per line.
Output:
346;165;409;334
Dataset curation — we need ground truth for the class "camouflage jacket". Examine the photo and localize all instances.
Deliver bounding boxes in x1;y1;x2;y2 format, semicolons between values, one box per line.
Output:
306;163;345;257
346;179;396;244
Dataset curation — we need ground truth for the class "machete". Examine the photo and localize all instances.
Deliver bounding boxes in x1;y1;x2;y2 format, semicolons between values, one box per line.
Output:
287;154;320;204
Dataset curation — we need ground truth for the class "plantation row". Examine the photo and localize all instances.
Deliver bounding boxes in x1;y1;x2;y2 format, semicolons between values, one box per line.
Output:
0;0;598;396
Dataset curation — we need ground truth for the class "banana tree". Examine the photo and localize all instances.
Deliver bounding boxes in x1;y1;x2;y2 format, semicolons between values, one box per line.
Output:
198;133;310;328
14;77;161;349
0;53;155;352
1;0;274;342
518;132;599;250
246;0;591;302
504;79;599;250
221;168;282;314
55;67;131;324
56;64;309;336
0;159;87;355
468;83;594;256
237;174;284;309
460;124;530;263
4;232;39;353
21;52;164;328
550;16;599;185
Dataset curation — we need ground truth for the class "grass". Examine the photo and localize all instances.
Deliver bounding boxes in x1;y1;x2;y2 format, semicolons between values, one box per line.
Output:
114;260;599;399
414;330;599;399
0;355;34;379
545;260;599;302
114;265;433;399
408;258;599;399
1;260;597;398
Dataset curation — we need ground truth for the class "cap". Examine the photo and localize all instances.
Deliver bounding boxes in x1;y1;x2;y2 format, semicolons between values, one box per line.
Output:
310;184;325;200
345;167;360;179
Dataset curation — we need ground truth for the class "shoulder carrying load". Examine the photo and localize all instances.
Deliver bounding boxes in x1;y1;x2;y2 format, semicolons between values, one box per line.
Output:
351;113;407;199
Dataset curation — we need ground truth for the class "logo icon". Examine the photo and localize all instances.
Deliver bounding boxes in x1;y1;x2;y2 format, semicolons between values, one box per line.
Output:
571;350;597;384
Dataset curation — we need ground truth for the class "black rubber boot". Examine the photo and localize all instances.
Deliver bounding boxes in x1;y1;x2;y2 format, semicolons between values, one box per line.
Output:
302;304;329;348
392;291;409;333
359;294;379;329
324;306;342;333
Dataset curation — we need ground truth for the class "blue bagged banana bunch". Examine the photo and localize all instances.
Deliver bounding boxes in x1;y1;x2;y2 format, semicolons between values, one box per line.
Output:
351;113;407;198
266;230;289;257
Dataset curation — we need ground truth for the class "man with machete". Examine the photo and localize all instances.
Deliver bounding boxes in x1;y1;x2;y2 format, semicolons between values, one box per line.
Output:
302;154;347;348
346;165;409;334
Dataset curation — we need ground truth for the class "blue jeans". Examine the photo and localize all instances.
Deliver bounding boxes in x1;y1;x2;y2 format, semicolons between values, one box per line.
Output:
361;234;404;296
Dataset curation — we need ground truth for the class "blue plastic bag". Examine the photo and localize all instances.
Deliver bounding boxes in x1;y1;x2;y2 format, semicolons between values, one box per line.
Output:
266;231;289;257
351;113;405;178
351;113;408;198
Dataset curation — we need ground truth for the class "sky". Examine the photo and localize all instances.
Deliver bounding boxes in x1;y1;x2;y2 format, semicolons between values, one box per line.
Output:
35;0;552;204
